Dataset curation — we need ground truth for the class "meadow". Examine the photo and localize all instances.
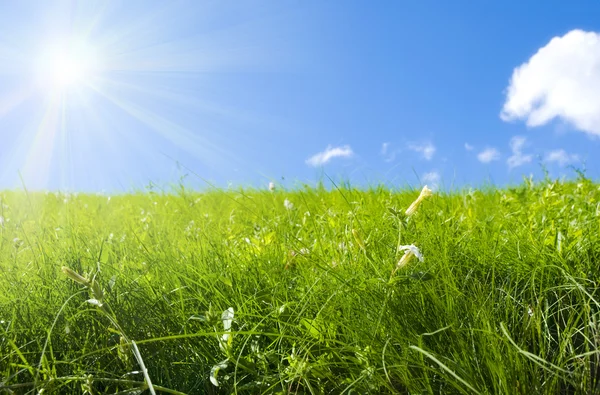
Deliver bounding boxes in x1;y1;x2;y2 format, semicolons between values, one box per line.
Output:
1;177;600;394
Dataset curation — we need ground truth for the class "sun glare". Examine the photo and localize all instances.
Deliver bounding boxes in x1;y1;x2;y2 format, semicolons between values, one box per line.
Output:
34;41;100;92
49;55;88;87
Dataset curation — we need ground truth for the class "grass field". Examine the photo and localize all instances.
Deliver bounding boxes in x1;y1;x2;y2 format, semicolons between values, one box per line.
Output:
1;177;600;394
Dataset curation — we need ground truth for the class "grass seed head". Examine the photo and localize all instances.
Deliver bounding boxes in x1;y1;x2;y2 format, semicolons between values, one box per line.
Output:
352;229;366;251
61;266;90;286
91;279;104;301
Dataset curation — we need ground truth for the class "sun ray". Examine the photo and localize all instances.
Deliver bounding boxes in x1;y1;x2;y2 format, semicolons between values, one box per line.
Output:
20;96;63;188
87;79;233;166
0;85;34;118
93;72;285;132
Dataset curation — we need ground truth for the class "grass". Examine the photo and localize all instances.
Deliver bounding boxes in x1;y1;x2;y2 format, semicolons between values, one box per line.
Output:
1;176;600;394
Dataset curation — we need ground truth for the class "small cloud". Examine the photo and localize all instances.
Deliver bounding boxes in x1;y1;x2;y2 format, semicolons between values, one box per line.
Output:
477;147;500;163
381;142;390;155
464;143;474;151
509;135;527;152
381;142;398;162
422;171;440;190
408;142;436;160
501;29;600;136
305;145;353;167
544;149;579;166
507;136;533;169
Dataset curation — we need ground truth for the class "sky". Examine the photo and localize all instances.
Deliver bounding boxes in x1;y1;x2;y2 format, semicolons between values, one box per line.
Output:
0;0;599;192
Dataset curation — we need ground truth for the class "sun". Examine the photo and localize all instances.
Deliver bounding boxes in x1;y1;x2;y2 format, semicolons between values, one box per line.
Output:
34;40;100;92
48;54;89;88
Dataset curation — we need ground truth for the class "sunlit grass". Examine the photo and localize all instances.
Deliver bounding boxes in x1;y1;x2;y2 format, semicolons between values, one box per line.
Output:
1;177;599;393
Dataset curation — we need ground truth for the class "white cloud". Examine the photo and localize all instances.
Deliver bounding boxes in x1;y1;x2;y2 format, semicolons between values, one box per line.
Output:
464;143;474;151
545;149;579;166
501;29;600;136
305;145;353;167
477;147;500;163
422;171;440;190
509;136;527;153
380;142;398;162
381;142;390;155
507;136;533;169
408;142;436;160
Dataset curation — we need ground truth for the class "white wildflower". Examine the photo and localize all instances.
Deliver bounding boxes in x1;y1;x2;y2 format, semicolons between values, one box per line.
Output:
0;216;4;227
527;306;534;317
394;244;423;272
210;360;229;387
284;199;294;210
222;308;234;331
405;185;433;216
220;308;234;352
268;182;275;192
185;220;195;234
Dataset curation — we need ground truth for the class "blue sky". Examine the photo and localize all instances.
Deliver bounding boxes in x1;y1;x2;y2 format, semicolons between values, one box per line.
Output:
0;0;598;192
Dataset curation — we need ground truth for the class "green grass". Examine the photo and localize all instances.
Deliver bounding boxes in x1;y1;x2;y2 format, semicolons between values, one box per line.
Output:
1;177;600;394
